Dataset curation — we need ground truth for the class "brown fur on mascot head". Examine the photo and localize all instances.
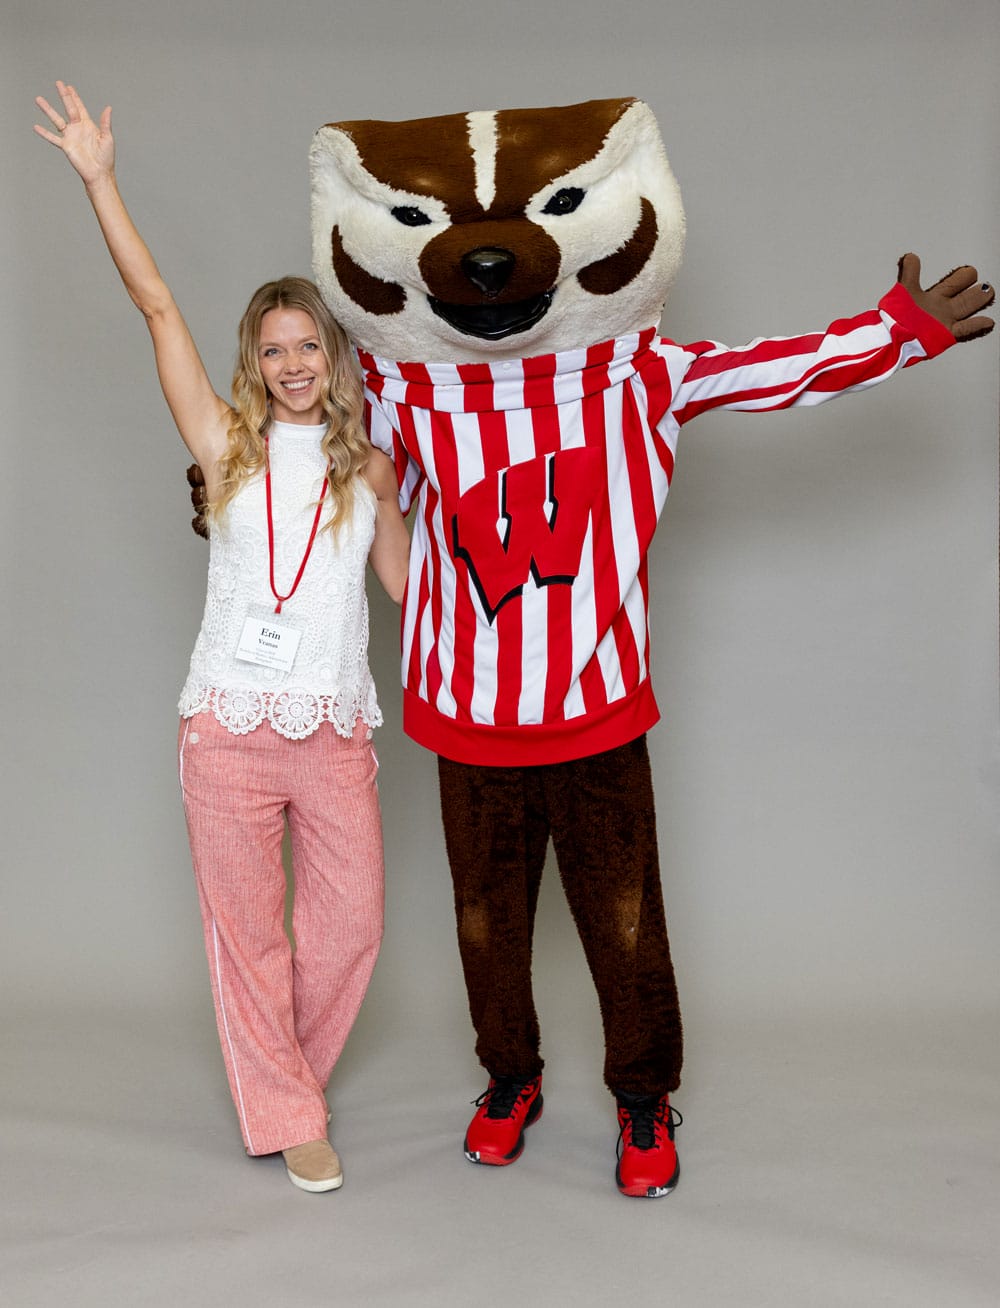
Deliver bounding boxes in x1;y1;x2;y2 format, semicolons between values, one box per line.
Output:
309;97;685;364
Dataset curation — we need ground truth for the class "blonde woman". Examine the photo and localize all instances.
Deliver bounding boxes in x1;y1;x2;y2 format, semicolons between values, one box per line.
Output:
34;82;409;1193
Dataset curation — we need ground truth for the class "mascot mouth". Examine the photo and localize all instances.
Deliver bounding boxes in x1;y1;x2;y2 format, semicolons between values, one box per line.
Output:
427;291;554;340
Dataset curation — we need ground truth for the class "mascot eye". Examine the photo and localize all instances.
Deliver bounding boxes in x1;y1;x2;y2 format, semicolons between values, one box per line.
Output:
542;187;585;216
391;205;432;227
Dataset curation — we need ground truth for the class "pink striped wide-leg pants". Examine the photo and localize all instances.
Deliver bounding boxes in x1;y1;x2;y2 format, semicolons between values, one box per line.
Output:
178;712;384;1156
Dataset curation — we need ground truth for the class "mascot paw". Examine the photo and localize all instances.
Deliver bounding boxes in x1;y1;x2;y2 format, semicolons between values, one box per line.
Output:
186;462;209;539
897;252;994;342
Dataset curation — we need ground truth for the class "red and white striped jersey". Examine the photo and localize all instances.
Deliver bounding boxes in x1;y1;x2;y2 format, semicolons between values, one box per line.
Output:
360;283;954;766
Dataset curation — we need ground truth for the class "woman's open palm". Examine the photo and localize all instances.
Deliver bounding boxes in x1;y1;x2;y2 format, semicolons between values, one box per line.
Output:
34;81;114;185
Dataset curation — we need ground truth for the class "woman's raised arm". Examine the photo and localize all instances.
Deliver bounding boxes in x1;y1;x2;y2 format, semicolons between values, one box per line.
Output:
34;82;230;472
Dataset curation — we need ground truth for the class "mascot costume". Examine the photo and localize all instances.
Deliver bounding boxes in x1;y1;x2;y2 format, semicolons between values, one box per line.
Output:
193;97;992;1198
305;97;992;1199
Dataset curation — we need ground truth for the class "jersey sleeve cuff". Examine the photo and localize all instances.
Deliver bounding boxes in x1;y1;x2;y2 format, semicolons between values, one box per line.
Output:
879;281;957;359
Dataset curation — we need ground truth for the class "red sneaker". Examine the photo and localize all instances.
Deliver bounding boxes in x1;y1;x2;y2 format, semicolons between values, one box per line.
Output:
615;1091;682;1197
463;1074;543;1166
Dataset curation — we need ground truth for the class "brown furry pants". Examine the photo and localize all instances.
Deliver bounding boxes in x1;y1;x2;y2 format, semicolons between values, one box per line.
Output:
437;735;683;1097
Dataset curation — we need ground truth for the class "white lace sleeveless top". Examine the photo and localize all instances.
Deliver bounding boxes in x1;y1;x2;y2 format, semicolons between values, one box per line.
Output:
178;420;382;740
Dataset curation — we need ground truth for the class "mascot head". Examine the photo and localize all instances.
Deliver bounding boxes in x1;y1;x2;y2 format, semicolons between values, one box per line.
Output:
310;97;685;363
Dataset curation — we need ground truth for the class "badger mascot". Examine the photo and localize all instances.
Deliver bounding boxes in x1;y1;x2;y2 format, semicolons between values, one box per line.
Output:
304;97;992;1198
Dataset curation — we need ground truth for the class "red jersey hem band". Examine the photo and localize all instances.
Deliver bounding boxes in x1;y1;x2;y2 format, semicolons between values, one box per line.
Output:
404;680;661;766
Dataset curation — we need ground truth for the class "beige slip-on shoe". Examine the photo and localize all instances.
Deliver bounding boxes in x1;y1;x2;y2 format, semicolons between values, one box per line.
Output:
282;1139;343;1193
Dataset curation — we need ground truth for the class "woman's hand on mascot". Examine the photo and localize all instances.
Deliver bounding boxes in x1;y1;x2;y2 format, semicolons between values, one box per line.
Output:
897;253;995;342
34;81;114;189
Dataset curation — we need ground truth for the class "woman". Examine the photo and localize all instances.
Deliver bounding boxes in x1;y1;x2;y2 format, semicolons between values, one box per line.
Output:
34;81;409;1193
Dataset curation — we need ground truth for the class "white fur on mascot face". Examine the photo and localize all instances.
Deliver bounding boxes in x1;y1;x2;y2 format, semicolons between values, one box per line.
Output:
310;98;685;364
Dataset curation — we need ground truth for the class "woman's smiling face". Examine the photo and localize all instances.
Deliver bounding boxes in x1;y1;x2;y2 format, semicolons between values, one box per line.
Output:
258;307;330;424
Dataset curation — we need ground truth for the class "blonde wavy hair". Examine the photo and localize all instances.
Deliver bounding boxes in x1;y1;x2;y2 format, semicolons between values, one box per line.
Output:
209;277;370;534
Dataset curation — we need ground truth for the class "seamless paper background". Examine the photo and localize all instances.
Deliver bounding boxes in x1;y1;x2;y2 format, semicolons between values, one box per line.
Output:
3;3;998;1305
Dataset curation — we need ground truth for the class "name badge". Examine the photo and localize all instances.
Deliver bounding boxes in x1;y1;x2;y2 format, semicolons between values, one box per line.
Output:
235;615;303;672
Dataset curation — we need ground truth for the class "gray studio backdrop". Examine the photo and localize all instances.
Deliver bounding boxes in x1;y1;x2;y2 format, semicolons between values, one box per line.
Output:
5;0;998;1055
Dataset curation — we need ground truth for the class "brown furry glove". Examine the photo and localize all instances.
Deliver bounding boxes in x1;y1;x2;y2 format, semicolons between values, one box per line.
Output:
186;463;209;539
897;254;995;342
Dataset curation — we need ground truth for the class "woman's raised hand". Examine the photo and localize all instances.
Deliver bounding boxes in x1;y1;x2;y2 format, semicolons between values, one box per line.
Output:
31;79;230;470
34;81;114;187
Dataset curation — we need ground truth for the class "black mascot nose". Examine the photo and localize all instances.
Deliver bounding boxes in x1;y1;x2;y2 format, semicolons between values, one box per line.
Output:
461;247;516;297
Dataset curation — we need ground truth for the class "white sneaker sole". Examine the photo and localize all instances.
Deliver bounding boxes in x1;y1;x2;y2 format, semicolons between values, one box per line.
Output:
285;1166;344;1193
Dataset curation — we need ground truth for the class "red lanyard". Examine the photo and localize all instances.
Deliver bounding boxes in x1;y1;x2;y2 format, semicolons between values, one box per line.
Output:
264;435;330;614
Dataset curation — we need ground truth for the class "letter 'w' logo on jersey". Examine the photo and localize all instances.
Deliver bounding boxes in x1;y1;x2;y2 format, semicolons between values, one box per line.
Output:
451;447;599;623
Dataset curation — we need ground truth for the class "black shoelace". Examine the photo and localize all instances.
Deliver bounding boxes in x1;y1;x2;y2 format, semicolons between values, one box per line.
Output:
617;1095;683;1152
473;1075;535;1120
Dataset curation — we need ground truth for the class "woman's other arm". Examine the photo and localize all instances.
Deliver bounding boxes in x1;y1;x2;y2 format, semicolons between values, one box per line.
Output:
365;448;410;605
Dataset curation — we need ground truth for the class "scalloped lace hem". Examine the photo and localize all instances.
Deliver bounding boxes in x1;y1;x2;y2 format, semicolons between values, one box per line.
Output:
179;684;382;741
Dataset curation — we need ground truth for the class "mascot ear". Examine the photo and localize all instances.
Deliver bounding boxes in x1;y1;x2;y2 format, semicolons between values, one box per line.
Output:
310;122;411;327
309;123;347;184
186;463;209;540
309;122;370;210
